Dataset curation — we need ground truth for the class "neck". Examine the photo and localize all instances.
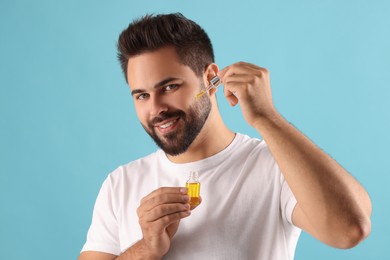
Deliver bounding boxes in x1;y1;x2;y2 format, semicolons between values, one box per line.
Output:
166;99;235;163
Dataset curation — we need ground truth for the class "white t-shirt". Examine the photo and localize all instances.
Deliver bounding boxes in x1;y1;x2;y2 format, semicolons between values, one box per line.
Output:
81;133;301;259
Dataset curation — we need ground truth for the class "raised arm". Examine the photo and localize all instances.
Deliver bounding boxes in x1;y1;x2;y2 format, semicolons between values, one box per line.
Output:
218;62;372;248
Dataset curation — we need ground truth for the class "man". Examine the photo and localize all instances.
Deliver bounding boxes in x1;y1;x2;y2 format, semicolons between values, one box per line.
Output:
79;13;371;260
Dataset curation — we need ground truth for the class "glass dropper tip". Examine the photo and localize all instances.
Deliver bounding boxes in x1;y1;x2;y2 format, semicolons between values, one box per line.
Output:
194;76;221;100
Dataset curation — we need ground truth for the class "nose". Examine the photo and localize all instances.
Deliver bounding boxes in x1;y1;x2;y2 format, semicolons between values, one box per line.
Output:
149;95;168;117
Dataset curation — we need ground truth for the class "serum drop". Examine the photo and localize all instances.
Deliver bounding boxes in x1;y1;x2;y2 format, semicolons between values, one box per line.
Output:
186;171;201;207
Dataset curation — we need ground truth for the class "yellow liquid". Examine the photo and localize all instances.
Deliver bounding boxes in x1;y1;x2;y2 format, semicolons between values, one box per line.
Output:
195;90;206;99
186;182;201;207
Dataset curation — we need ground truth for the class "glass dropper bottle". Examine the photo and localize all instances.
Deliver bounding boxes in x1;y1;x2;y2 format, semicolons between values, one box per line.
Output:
186;171;201;207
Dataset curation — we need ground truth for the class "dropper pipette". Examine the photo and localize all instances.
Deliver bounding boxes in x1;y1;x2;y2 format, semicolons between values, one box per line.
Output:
195;75;222;99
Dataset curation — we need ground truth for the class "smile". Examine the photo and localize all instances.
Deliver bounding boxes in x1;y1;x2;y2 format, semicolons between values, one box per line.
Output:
160;120;176;129
154;118;179;133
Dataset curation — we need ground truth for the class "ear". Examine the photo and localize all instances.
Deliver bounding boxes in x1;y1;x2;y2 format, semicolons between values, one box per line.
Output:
203;63;219;96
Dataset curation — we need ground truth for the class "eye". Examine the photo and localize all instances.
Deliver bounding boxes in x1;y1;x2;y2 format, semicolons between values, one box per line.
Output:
163;84;178;91
136;93;149;100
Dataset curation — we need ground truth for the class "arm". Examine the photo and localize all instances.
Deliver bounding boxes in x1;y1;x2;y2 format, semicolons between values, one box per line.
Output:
218;62;372;248
79;187;195;260
78;240;158;260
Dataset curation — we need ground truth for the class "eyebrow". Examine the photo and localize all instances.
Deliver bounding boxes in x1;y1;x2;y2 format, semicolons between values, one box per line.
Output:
131;77;180;96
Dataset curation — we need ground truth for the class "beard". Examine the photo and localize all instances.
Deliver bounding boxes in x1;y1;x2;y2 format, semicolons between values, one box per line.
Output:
141;91;212;156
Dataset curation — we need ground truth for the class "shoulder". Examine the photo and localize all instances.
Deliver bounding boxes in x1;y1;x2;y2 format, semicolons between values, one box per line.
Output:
234;133;280;172
235;133;270;156
106;150;163;185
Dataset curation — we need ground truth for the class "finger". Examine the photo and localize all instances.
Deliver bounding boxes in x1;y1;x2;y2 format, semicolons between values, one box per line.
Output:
217;65;229;78
140;193;190;212
221;75;246;99
140;187;188;205
223;74;256;89
224;87;239;106
141;187;187;203
224;78;259;106
153;210;192;229
223;73;255;92
235;61;265;71
218;63;252;77
229;61;266;73
218;62;264;79
140;210;191;233
143;203;191;222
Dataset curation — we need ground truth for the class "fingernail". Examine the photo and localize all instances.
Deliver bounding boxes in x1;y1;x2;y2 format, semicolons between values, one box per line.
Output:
180;188;187;194
182;195;189;202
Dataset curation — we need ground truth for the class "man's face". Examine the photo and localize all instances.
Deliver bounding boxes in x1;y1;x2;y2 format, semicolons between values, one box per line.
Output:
127;47;211;156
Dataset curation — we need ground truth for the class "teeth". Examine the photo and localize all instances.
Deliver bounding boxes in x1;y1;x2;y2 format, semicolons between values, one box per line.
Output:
159;120;176;129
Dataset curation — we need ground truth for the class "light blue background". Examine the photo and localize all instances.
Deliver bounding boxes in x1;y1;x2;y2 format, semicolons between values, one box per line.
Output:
1;0;389;259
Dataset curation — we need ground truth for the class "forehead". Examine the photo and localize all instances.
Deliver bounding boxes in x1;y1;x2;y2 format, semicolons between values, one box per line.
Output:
127;47;196;90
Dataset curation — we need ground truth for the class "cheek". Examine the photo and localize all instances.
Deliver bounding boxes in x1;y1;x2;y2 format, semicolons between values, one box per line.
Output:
173;99;188;109
176;92;197;109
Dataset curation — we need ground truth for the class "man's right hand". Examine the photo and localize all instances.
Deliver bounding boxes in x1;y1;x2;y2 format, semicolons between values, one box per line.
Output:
136;187;195;259
79;187;200;260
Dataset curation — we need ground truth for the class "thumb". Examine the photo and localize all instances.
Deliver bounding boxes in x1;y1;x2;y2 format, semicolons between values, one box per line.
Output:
226;92;239;106
223;85;239;106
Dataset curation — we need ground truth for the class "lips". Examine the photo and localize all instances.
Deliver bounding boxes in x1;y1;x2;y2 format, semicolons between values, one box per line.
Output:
159;120;176;129
154;117;179;133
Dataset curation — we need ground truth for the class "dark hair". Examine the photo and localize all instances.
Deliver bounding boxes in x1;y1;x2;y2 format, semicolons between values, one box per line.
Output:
117;13;214;82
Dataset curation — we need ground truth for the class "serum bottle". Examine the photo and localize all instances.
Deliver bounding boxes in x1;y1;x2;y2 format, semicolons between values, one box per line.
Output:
186;171;201;207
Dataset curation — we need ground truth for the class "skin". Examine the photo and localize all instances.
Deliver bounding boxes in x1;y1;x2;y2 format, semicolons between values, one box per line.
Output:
79;47;372;260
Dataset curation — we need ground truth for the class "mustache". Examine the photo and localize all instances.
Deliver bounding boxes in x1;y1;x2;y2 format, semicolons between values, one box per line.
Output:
150;110;186;125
